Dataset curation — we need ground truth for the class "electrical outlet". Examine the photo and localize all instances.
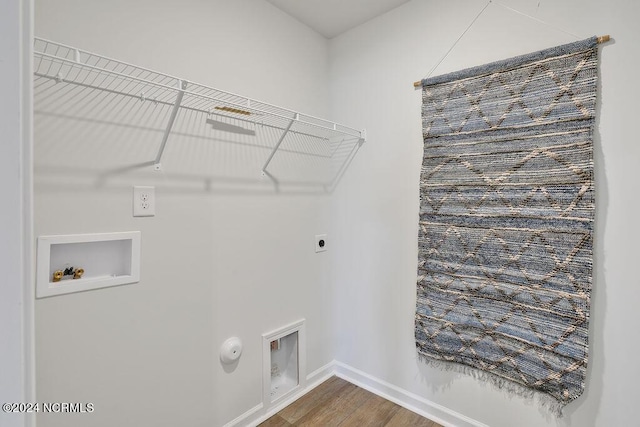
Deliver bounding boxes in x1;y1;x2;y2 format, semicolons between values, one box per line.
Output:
133;186;155;217
315;234;327;252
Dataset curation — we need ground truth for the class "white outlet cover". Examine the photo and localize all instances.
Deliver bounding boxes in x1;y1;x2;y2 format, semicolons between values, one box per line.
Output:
315;234;327;252
133;186;155;217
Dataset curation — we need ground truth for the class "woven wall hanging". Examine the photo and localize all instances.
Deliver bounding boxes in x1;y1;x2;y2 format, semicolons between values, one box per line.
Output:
415;37;599;415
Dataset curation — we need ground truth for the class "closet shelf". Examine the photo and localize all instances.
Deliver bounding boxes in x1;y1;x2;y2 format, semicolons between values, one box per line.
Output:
33;38;365;180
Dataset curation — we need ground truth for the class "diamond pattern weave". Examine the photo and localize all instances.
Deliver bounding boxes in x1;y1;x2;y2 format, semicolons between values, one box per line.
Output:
415;37;598;411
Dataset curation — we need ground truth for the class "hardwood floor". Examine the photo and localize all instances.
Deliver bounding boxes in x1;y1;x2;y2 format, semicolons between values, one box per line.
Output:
259;376;443;427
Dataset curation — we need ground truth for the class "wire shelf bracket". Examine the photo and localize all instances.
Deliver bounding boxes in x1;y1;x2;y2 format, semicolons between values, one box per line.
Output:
154;79;188;171
262;113;298;176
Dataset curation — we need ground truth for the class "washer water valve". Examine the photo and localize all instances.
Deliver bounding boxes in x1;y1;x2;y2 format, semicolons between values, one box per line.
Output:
52;266;84;282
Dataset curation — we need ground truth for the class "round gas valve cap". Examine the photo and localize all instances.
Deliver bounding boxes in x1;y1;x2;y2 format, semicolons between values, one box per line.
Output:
220;337;243;364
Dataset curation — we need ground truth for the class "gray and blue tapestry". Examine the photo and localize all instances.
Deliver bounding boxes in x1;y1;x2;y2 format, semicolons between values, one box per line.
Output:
415;37;597;413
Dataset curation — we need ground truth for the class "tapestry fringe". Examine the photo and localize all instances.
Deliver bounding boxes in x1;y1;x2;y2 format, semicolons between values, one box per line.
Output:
416;353;565;417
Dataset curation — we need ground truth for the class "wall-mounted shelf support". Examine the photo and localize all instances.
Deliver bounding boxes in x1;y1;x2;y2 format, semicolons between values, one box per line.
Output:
154;79;188;170
261;113;298;175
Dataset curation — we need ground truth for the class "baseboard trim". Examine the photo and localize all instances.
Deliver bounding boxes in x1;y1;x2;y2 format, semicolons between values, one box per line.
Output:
333;361;488;427
222;403;264;427
236;361;336;427
226;359;486;427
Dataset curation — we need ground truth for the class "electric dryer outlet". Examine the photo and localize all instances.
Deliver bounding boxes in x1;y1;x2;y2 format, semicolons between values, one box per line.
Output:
315;234;327;252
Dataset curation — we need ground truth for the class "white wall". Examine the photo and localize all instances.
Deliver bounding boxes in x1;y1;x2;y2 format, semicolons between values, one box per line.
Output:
34;1;333;426
0;0;33;426
330;0;640;426
0;1;24;422
32;1;640;426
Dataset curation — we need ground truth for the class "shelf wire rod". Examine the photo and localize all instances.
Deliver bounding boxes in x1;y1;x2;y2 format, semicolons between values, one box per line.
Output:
39;81;140;125
66;76;133;118
155;80;188;168
174;107;194;166
34;94;159;139
97;97;138;158
36;38;362;135
152;108;321;160
330;136;348;158
187;94;210;112
34;71;338;143
297;129;318;162
34;51;45;81
180;89;360;137
139;78;173;105
39;78;99;116
104;66;150;101
121;87;159;128
63;86;135;141
165;122;332;161
37;59;360;135
33;73;73;104
202;110;328;141
328;136;363;191
148;96;174;133
37;61;123;114
34;52;181;94
301;133;328;173
113;101;149;161
206;88;359;136
192;92;233;112
133;68;168;99
78;56;117;92
41;44;60;77
66;73;136;120
197;89;340;135
34;49;362;138
190;97;216;113
34;73;173;116
262;114;297;174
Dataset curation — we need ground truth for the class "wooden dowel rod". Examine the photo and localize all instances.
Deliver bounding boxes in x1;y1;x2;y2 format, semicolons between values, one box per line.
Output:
413;35;611;88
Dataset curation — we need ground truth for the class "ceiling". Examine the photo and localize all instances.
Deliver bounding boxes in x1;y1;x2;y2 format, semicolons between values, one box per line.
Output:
265;0;411;39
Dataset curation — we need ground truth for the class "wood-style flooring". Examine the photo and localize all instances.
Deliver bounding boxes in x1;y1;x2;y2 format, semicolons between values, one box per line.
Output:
258;376;443;427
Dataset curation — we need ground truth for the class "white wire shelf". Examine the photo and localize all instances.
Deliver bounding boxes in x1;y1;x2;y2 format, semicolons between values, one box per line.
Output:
33;37;365;188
